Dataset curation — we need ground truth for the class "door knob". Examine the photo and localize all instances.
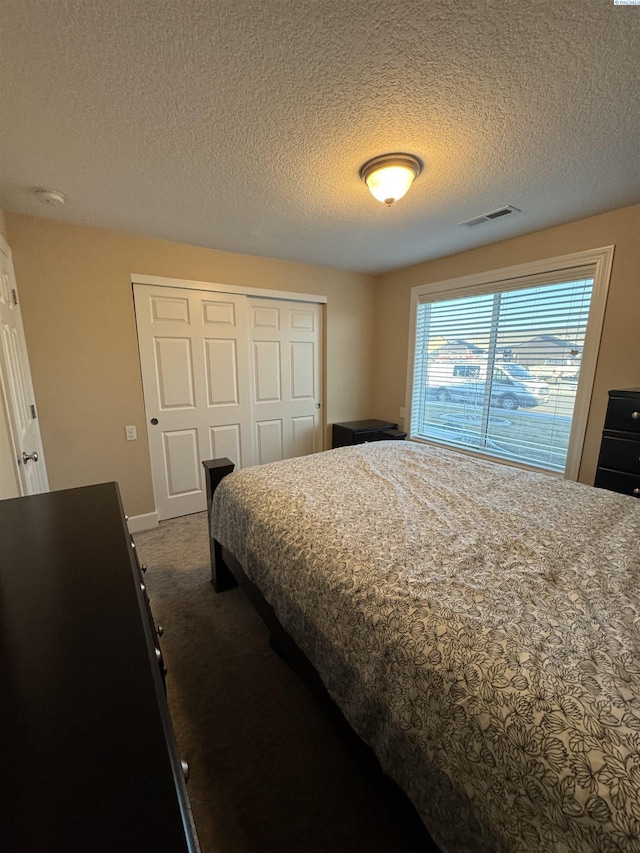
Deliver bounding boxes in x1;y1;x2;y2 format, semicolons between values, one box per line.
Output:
150;418;159;425
22;451;39;464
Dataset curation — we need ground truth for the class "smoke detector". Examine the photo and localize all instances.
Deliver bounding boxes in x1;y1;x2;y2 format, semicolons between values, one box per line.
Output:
459;205;520;227
34;188;66;207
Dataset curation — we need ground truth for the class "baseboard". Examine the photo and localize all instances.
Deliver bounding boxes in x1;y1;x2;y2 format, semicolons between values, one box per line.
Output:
127;512;159;534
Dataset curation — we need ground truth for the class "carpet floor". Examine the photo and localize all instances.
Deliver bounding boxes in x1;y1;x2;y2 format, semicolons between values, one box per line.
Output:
134;512;428;853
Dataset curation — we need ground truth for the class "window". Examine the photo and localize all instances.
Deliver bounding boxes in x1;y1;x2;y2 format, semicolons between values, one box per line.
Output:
407;248;614;478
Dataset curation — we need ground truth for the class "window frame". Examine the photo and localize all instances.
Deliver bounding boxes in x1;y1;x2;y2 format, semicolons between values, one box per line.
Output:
404;246;615;480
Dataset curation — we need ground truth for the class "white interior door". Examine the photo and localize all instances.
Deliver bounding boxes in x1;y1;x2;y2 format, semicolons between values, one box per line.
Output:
0;239;48;495
135;286;254;520
249;297;323;464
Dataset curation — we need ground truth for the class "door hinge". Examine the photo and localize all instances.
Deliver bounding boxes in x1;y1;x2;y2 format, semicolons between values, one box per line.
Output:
30;404;37;419
12;289;18;306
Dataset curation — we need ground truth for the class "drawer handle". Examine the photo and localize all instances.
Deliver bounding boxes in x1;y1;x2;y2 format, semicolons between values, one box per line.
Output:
156;624;164;637
632;412;640;420
140;563;147;573
181;759;190;782
155;646;167;676
633;488;640;496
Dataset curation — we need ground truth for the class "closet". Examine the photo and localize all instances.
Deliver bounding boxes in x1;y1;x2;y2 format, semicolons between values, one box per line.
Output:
134;282;323;520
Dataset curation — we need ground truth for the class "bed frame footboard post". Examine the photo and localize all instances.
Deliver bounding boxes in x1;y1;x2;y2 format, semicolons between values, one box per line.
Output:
202;458;237;593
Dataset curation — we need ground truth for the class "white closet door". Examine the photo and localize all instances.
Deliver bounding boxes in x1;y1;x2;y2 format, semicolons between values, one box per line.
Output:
249;298;323;465
135;285;324;520
0;241;48;495
135;286;254;520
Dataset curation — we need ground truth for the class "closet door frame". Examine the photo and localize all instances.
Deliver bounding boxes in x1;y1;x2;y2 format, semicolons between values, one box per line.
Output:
133;274;327;309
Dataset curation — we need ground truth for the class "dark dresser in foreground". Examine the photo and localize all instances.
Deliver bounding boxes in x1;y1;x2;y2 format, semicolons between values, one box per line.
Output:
594;388;640;499
332;419;407;448
0;483;200;853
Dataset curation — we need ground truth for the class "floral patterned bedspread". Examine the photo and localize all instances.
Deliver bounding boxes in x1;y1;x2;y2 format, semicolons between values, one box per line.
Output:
211;441;640;853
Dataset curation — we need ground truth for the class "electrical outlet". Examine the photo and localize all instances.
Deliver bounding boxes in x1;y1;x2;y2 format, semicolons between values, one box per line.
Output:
399;407;406;419
125;425;137;441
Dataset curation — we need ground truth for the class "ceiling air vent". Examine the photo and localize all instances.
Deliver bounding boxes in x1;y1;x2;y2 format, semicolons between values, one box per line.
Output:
459;205;521;227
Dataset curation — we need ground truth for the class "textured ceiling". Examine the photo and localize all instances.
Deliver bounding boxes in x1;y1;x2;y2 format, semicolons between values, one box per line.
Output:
1;0;639;274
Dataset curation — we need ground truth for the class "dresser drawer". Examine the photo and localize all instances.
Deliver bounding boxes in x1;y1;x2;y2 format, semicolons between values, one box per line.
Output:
597;436;640;474
604;396;640;435
594;467;640;498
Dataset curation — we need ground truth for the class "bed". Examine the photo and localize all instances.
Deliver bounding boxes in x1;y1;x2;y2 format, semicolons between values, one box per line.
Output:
203;440;640;853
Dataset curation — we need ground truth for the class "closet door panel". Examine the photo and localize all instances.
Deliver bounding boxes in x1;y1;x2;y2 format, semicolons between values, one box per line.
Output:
136;287;253;520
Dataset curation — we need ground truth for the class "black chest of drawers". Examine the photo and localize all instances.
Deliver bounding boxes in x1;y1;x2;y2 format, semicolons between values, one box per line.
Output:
332;419;407;448
594;388;640;499
0;483;200;852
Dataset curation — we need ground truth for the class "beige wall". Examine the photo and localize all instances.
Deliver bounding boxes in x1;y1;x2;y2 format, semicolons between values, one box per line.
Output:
7;203;638;515
0;210;7;241
6;214;375;516
373;203;640;484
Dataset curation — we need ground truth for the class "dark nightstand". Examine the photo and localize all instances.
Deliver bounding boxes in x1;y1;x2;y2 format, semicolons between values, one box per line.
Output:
332;419;407;448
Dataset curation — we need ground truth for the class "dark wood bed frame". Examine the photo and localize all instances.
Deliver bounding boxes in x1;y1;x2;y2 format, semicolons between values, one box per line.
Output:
202;458;440;853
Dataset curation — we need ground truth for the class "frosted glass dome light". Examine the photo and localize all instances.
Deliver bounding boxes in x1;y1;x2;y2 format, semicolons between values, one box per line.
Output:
359;153;423;206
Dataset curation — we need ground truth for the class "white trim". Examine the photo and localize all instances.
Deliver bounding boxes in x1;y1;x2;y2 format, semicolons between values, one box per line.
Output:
563;246;614;479
127;511;159;534
404;246;615;481
131;273;327;304
410;246;615;301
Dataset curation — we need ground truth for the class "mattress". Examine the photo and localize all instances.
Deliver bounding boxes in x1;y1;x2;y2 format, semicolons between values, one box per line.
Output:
211;440;640;853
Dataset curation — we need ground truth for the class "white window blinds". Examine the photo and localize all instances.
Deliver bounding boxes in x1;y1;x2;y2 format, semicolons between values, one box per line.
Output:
411;266;595;473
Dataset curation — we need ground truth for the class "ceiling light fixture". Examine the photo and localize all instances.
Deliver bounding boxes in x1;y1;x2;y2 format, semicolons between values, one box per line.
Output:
359;153;423;206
